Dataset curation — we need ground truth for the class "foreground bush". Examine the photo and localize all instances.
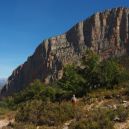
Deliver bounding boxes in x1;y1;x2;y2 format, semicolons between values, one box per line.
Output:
69;105;129;129
69;108;115;129
115;106;129;122
15;100;75;126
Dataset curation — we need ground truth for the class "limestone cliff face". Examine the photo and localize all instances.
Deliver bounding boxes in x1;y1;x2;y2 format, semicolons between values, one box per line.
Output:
1;7;129;96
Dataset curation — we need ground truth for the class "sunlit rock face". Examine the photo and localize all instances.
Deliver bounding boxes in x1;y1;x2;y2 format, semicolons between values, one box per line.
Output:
1;7;129;96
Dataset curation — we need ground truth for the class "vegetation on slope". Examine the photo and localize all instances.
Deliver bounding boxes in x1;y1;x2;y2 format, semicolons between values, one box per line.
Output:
1;50;129;129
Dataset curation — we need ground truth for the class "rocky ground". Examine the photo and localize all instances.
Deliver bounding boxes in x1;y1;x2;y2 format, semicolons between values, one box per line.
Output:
0;119;14;129
0;119;9;128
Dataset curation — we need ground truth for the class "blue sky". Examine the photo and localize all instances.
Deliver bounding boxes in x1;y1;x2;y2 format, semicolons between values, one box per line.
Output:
0;0;129;78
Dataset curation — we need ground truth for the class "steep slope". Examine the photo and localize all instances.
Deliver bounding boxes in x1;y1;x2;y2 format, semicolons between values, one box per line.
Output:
1;7;129;96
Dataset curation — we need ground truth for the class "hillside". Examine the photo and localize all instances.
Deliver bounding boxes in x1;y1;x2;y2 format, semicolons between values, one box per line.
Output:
1;81;129;129
0;48;129;128
1;7;129;97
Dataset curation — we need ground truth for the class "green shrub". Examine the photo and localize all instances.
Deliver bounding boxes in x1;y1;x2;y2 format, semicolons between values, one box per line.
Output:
15;100;75;126
8;79;75;108
69;105;129;129
69;108;115;129
115;106;129;122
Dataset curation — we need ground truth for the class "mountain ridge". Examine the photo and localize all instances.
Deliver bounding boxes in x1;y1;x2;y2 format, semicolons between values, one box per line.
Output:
1;7;129;97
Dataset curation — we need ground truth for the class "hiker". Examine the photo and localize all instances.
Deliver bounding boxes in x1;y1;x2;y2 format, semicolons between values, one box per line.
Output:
71;94;77;105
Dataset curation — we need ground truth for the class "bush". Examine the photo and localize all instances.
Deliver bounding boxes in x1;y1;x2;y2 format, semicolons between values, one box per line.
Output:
69;108;115;129
115;106;129;122
6;80;67;107
69;105;129;129
15;100;75;126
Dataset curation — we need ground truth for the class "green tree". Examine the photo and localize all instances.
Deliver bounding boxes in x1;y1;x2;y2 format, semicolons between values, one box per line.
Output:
82;50;100;89
99;59;129;88
57;65;86;96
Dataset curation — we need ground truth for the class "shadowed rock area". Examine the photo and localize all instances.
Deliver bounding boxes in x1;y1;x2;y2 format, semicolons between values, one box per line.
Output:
1;7;129;96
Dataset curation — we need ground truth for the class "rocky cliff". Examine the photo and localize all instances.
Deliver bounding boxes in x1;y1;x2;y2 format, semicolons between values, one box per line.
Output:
1;7;129;96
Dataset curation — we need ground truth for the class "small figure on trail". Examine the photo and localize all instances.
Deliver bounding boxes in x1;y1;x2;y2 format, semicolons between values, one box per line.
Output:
71;94;77;106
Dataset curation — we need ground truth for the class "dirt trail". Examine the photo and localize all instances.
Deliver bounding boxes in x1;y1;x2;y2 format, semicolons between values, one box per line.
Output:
114;120;129;129
63;120;74;129
0;119;14;129
0;119;9;128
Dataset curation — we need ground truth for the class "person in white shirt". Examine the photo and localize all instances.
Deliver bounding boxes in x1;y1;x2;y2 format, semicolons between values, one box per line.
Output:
71;94;77;105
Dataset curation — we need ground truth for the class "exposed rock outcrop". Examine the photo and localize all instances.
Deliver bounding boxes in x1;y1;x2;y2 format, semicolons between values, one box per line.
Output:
1;7;129;96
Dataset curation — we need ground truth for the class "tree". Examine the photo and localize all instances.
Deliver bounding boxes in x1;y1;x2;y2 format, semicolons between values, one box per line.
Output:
99;59;129;88
82;50;129;89
57;65;86;96
82;50;100;89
